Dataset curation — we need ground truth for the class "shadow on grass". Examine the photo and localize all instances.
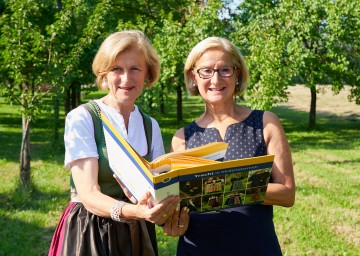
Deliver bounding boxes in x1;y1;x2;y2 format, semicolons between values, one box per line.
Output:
0;113;22;128
0;130;65;164
272;106;360;152
1;96;358;158
0;213;55;256
0;129;64;164
0;181;68;214
0;182;68;255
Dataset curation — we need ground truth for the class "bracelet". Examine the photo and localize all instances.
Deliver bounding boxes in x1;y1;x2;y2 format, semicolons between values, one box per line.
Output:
110;201;128;222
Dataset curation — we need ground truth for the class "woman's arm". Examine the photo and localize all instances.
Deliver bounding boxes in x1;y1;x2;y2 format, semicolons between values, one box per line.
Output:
170;127;186;152
263;111;295;207
71;157;180;224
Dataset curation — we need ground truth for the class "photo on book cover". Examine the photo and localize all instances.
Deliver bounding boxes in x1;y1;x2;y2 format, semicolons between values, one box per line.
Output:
179;167;272;212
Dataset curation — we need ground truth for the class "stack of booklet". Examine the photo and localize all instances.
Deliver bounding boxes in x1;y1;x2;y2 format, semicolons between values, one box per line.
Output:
102;113;274;212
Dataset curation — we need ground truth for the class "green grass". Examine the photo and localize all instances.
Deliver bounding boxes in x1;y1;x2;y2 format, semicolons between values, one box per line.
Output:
0;96;359;256
271;106;360;256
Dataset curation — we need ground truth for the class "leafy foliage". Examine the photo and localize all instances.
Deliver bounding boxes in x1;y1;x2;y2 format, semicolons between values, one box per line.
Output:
0;0;359;184
232;0;359;127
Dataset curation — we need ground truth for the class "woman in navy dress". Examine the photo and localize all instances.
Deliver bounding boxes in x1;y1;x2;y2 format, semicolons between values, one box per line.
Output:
163;36;295;255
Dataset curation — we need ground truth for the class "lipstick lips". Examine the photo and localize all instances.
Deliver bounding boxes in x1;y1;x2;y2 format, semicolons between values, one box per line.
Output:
118;85;135;91
208;87;225;91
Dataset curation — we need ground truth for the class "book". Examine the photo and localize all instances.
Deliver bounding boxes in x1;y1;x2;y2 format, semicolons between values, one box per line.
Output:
102;112;274;212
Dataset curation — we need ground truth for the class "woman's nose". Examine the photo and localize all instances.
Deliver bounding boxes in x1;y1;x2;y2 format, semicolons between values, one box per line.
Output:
210;71;221;84
119;71;130;82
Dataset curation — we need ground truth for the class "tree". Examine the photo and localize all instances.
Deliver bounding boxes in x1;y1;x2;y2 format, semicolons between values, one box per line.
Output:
117;0;230;121
0;0;112;187
1;0;193;187
282;0;359;128
233;0;360;128
0;0;58;186
232;0;292;110
113;0;192;118
151;0;230;121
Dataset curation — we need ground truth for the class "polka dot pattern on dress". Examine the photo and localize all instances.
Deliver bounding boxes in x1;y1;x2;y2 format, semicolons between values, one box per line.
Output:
185;110;267;161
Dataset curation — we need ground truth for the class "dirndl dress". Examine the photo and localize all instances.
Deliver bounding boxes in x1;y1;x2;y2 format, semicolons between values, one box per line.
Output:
48;100;157;256
48;202;156;256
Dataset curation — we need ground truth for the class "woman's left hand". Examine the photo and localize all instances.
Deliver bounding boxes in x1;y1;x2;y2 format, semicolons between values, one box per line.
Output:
162;206;190;236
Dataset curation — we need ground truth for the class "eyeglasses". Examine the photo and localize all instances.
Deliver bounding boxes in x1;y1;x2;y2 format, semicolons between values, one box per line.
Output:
194;66;236;79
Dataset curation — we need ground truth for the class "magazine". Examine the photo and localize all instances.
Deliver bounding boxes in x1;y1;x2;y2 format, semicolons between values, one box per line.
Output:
102;112;274;212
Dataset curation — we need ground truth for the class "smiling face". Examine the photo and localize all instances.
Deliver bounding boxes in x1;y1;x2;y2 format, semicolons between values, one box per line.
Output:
105;47;148;106
191;48;238;104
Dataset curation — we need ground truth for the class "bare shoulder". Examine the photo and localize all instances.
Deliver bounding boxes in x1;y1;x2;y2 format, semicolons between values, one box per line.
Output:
263;111;281;124
170;127;186;152
262;111;287;143
263;111;284;131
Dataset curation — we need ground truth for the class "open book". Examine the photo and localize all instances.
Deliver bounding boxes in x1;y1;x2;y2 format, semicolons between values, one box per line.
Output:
141;141;228;174
102;112;274;212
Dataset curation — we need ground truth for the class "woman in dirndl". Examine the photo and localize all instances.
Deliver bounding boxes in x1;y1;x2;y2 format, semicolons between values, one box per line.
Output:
48;30;180;256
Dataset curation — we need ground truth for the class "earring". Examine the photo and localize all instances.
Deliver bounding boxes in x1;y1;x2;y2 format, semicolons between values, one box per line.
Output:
192;83;197;87
236;81;239;86
102;80;108;89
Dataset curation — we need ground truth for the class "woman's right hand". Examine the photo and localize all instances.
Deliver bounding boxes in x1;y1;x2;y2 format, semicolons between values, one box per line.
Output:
119;190;180;225
113;174;181;224
136;192;181;225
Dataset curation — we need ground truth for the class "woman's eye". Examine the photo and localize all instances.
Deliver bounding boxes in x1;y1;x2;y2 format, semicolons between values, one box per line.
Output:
221;67;231;72
131;67;141;72
111;67;121;72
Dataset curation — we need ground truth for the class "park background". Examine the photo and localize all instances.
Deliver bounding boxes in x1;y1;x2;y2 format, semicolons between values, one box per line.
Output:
0;0;359;255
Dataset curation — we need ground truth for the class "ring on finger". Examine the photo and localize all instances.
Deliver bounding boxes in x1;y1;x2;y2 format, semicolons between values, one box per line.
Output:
178;224;184;228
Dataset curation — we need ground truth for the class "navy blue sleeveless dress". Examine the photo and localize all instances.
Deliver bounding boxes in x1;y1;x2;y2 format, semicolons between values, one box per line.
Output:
177;110;282;256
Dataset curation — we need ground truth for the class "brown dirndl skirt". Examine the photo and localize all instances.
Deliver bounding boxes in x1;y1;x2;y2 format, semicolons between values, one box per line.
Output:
48;202;157;256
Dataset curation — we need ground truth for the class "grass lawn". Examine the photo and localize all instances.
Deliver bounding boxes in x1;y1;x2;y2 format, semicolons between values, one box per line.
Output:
0;91;359;255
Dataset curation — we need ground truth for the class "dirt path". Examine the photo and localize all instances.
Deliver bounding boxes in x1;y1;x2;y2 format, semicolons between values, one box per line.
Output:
277;85;359;120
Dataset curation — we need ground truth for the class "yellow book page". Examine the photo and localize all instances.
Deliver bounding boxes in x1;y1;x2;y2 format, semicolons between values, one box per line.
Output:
169;156;218;170
149;158;172;175
150;156;217;173
151;141;228;164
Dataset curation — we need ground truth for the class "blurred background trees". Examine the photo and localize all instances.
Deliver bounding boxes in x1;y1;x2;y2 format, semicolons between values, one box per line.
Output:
0;0;358;186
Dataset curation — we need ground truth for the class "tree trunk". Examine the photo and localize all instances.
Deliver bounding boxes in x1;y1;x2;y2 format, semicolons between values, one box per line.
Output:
65;87;71;115
20;115;31;187
65;83;81;115
160;83;165;114
53;98;60;143
76;83;81;107
56;0;62;10
309;85;317;129
176;84;183;122
71;83;81;109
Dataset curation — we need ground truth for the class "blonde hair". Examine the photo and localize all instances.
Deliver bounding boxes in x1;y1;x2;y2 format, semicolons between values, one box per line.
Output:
184;37;249;96
92;30;160;89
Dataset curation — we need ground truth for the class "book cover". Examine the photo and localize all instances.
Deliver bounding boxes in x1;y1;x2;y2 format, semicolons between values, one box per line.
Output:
102;112;274;212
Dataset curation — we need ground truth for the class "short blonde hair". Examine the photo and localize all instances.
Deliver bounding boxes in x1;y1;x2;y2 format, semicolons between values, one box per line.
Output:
92;30;160;89
184;37;249;96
